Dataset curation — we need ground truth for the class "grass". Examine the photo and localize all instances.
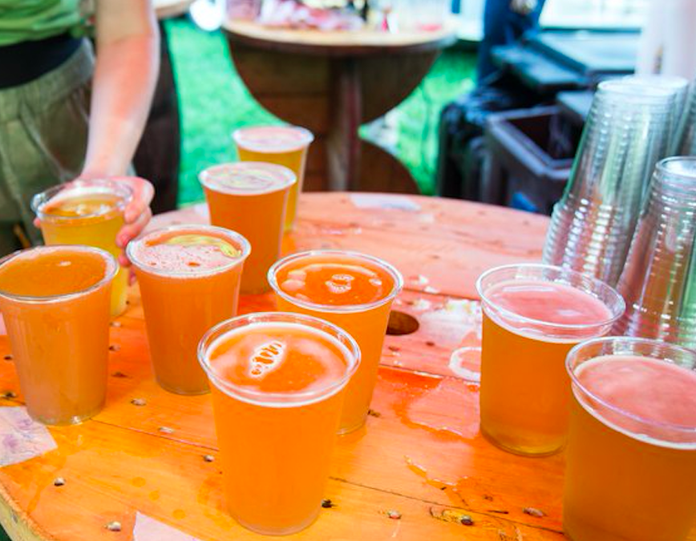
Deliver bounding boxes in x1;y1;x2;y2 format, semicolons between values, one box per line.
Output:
165;18;476;204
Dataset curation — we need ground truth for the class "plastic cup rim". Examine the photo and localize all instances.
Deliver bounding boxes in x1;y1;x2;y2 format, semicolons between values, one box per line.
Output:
31;179;133;221
655;156;696;184
198;312;361;407
232;125;315;153
597;79;677;99
198;162;297;196
0;245;118;304
475;263;625;332
566;336;696;437
126;224;252;279
267;249;404;314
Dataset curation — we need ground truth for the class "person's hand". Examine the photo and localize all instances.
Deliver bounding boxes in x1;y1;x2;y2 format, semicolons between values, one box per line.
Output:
113;176;154;266
32;176;154;266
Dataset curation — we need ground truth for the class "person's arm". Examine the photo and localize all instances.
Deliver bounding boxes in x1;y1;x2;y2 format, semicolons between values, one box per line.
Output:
83;0;159;178
83;0;159;262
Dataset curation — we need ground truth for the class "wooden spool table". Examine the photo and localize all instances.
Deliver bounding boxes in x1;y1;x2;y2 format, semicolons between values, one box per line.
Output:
224;22;457;194
0;193;687;540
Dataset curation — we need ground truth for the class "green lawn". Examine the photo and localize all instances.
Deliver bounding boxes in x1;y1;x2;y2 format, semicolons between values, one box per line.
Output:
165;18;476;204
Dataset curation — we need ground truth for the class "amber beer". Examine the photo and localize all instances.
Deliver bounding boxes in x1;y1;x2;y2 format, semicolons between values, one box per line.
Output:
0;246;116;425
127;225;250;395
32;180;132;317
233;125;314;231
564;338;696;541
269;250;403;433
199;162;295;294
198;313;360;535
476;264;624;456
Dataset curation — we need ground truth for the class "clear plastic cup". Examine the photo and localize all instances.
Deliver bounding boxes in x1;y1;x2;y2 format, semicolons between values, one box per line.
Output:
233;126;314;231
199;162;296;295
614;157;696;349
0;245;116;425
564;337;696;541
476;263;625;456
127;225;250;395
198;312;360;535
32;180;133;317
543;79;675;285
268;250;403;434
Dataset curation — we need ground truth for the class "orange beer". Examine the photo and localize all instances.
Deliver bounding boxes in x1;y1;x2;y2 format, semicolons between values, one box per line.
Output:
32;180;132;317
233;125;314;231
476;264;624;456
565;338;696;541
0;246;116;425
127;225;250;395
269;251;403;434
199;162;295;294
198;312;360;535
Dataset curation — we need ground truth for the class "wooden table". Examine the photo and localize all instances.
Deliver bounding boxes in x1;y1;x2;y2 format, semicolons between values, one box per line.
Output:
0;193;687;541
224;21;457;194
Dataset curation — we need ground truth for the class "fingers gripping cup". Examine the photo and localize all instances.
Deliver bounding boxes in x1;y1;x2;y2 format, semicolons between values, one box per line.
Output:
564;338;696;541
127;226;250;395
198;313;360;535
32;180;133;318
233;125;314;231
269;250;403;434
199;162;296;295
0;246;116;425
476;264;624;456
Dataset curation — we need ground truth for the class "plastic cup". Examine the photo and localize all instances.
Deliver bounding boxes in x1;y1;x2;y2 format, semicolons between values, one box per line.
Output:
233;126;314;231
268;250;403;434
543;79;675;285
198;312;360;535
127;225;250;395
476;264;624;456
0;246;116;425
32;180;133;317
199;162;296;295
564;337;696;541
614;157;696;349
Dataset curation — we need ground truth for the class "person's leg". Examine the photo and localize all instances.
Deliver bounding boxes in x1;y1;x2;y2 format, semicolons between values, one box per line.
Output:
0;41;93;254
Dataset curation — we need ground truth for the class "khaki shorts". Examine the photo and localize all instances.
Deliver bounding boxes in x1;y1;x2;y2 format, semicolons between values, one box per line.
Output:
0;40;94;255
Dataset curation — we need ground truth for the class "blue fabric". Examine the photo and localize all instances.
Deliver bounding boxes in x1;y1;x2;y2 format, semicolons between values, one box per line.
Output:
476;0;545;84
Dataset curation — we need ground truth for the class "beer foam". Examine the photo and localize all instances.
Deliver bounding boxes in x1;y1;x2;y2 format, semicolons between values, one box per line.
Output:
206;322;352;404
234;126;313;153
575;355;696;449
130;230;245;276
277;259;394;307
199;162;295;195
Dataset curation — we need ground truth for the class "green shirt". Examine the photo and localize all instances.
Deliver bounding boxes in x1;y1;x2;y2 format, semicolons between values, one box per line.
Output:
0;0;84;46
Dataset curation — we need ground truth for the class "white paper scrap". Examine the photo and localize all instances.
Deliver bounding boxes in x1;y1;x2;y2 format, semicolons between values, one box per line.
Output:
350;194;421;212
133;513;203;541
0;407;57;467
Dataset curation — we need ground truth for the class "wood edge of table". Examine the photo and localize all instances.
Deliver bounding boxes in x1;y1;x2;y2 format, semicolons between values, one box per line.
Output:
222;19;458;57
0;481;52;541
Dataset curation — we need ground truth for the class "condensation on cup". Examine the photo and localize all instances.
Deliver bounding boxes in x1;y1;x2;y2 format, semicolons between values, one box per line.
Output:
227;0;262;21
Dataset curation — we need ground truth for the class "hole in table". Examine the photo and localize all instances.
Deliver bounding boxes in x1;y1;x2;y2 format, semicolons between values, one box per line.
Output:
387;311;419;336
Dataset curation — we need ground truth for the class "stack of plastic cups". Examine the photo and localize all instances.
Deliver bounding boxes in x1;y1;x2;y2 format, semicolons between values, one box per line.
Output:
613;157;696;349
543;79;675;286
621;75;689;155
676;80;696;156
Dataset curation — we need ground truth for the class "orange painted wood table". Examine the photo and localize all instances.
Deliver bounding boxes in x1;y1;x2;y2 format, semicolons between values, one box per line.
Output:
0;193;685;541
